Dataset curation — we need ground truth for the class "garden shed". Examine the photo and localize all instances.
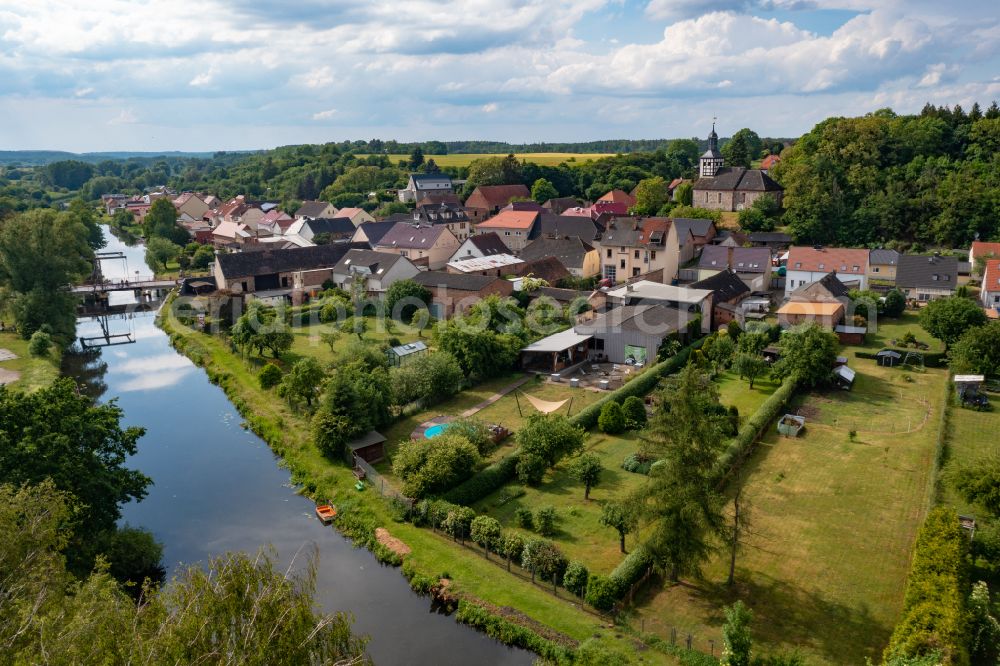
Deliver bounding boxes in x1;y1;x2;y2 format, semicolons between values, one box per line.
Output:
833;364;856;390
348;430;387;464
876;349;902;367
954;375;985;400
835;324;866;345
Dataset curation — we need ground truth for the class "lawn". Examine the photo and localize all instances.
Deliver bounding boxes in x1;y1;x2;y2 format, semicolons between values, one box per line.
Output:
716;370;779;418
632;357;948;664
0;330;61;391
368;153;615;168
939;385;1000;520
286;317;426;367
475;378;605;445
861;311;944;354
474;430;653;574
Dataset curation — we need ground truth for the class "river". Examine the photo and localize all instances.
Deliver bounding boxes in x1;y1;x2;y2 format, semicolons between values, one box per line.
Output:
64;228;531;665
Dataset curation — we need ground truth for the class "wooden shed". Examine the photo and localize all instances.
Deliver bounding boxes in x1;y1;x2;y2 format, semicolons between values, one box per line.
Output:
348;430;387;464
835;324;866;346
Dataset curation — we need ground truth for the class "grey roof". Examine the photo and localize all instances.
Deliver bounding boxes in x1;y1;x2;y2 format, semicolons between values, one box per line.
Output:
600;225;643;248
216;242;370;279
389;340;427;357
416;201;471;223
347;430;387;451
691;269;750;303
694;167;783;192
296;200;333;218
304;217;356;236
896;254;958;289
409;173;453;185
519;236;595;270
576;304;694;336
467;232;509;256
374;222;450;250
701;147;723;159
869;249;900;266
748;232;793;244
698;245;771;273
792;271;851;299
673;217;716;240
537;213;602;241
412;270;503;291
331;249;408;276
354;220;397;246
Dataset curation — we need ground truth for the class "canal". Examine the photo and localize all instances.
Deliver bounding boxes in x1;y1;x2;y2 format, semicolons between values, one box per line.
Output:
65;228;531;665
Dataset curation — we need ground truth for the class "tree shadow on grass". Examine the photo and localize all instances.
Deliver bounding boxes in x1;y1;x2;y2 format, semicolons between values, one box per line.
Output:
636;570;888;664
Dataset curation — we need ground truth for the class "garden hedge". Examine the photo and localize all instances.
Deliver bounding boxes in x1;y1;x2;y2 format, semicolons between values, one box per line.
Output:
714;377;798;478
607;543;653;598
442;450;521;505
884;507;970;665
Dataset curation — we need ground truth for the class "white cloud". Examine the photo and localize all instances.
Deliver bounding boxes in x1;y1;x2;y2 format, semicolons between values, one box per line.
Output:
481;102;499;113
108;108;138;125
294;66;334;89
917;63;960;88
312;108;337;120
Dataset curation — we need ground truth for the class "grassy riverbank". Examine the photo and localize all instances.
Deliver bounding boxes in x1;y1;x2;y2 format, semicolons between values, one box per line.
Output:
0;330;61;391
156;298;677;664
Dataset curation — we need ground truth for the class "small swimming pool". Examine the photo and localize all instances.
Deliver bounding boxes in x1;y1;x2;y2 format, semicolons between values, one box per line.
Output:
424;423;451;438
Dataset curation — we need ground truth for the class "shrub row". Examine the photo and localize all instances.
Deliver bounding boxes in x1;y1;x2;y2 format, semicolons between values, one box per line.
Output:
442;450;521;506
715;377;798;478
584;545;655;611
454;600;573;665
570;337;706;430
884;507;969;665
854;349;947;368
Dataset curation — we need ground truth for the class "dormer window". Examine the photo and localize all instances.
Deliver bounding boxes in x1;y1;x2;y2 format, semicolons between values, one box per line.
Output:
932;274;939;281
795;262;802;269
852;265;860;271
818;263;825;270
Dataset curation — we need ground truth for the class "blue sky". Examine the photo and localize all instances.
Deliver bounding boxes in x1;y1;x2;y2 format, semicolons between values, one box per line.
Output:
0;0;997;152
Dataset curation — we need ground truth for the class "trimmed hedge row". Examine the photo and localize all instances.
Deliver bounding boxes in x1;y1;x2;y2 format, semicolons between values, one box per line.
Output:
454;600;574;664
854;349;947;368
715;377;799;478
442;450;521;505
608;543;653;596
884;507;970;665
570;337;706;430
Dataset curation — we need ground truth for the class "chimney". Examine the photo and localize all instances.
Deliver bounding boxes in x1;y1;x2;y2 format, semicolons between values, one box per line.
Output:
727;246;734;268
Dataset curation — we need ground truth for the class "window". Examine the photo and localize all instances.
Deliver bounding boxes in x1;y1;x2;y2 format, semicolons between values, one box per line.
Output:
400;250;409;257
604;265;616;281
650;251;657;260
632;267;640;276
852;265;860;271
818;263;824;270
873;266;880;273
606;249;612;258
794;262;802;268
634;250;640;259
504;231;511;236
620;259;626;269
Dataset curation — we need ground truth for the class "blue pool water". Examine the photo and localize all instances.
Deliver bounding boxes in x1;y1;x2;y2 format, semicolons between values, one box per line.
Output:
425;423;451;438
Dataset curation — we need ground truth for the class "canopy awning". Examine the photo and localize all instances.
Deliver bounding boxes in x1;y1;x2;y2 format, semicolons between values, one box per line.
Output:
522;328;593;353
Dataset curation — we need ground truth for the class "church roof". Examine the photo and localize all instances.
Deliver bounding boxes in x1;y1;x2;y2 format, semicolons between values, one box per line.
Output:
694;167;783;192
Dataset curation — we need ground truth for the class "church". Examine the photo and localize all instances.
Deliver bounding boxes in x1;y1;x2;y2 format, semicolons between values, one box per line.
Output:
692;124;784;212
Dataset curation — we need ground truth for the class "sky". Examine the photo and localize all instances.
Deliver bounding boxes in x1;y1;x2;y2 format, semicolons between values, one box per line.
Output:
0;0;998;152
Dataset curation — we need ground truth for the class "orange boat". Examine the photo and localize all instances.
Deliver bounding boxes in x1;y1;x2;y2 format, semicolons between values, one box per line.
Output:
315;504;336;523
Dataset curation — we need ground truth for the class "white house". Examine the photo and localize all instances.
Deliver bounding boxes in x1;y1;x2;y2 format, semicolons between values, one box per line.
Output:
981;259;1000;309
398;173;454;202
448;232;510;263
329;250;420;297
784;246;869;296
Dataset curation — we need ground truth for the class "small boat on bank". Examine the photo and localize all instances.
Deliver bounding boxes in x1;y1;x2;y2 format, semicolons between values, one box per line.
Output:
315;504;336;523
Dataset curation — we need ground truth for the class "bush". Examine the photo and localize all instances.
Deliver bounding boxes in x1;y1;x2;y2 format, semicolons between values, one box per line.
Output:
585;574;621;611
442;452;520;505
621;453;653;475
535;506;557;536
392;434;481;499
515;507;534;530
608;544;653;597
716;378;797;475
598;401;627;434
258;363;282;389
454;601;572;664
516;452;548;485
28;330;52;357
622;395;647;429
563;561;589;597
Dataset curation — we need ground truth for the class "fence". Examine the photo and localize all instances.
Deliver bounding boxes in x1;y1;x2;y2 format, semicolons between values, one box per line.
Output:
352;455;414;508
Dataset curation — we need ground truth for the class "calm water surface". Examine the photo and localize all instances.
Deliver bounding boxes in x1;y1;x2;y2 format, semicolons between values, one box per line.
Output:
65;229;531;665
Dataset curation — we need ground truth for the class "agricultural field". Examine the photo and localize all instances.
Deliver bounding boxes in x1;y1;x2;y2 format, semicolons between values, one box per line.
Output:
372;153;615;168
632;348;949;664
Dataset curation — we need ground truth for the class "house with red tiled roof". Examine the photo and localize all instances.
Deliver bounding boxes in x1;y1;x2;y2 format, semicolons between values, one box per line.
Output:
595;217;683;284
982;259;1000;310
474;209;540;252
784;246;868;296
465;184;531;219
970;241;1000;275
594;189;636;216
760;154;781;173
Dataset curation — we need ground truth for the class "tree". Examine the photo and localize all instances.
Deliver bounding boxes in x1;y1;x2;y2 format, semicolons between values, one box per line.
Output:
622;395;647;429
258;362;282;389
144;198;188;244
726;481;752;586
919;296;988;347
390;351;463;407
535;506;557;536
516;452;548;485
442;506;476;542
470;516;502;560
515;413;585;469
437;321;522;380
632;177;669;215
968;581;1000;666
408;146;424;169
951;455;1000;516
97;525;165;598
771;323;839;387
732;352;769;390
876;287;904;318
531;178;559;204
737;206;773;232
720;601;754;666
392;434;481;498
277;357;326;409
498;531;525;572
598;401;627;434
521;539;567;592
319;330;341;353
0;208;93;340
674;181;693;206
338;316;369;340
707;334;736;368
563;561;589;598
145;236;181;273
467;154;522;186
27;330;52;357
722;132;752;168
385;278;431;323
66;198;106;251
949;321;1000;376
599;501;638;554
570;453;603;500
637;364;728;580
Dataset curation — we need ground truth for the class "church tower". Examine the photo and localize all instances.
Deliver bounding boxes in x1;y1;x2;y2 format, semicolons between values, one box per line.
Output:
699;122;724;178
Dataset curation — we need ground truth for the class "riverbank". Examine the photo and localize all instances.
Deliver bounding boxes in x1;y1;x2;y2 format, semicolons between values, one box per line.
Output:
156;295;677;664
0;330;61;391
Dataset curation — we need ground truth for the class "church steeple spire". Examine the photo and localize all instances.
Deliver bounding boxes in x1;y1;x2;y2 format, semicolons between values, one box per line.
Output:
699;119;724;178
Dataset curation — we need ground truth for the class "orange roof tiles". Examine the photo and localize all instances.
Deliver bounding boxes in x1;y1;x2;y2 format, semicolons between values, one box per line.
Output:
777;301;844;316
598;189;636;206
477;210;538;230
787;246;868;275
983;259;1000;291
